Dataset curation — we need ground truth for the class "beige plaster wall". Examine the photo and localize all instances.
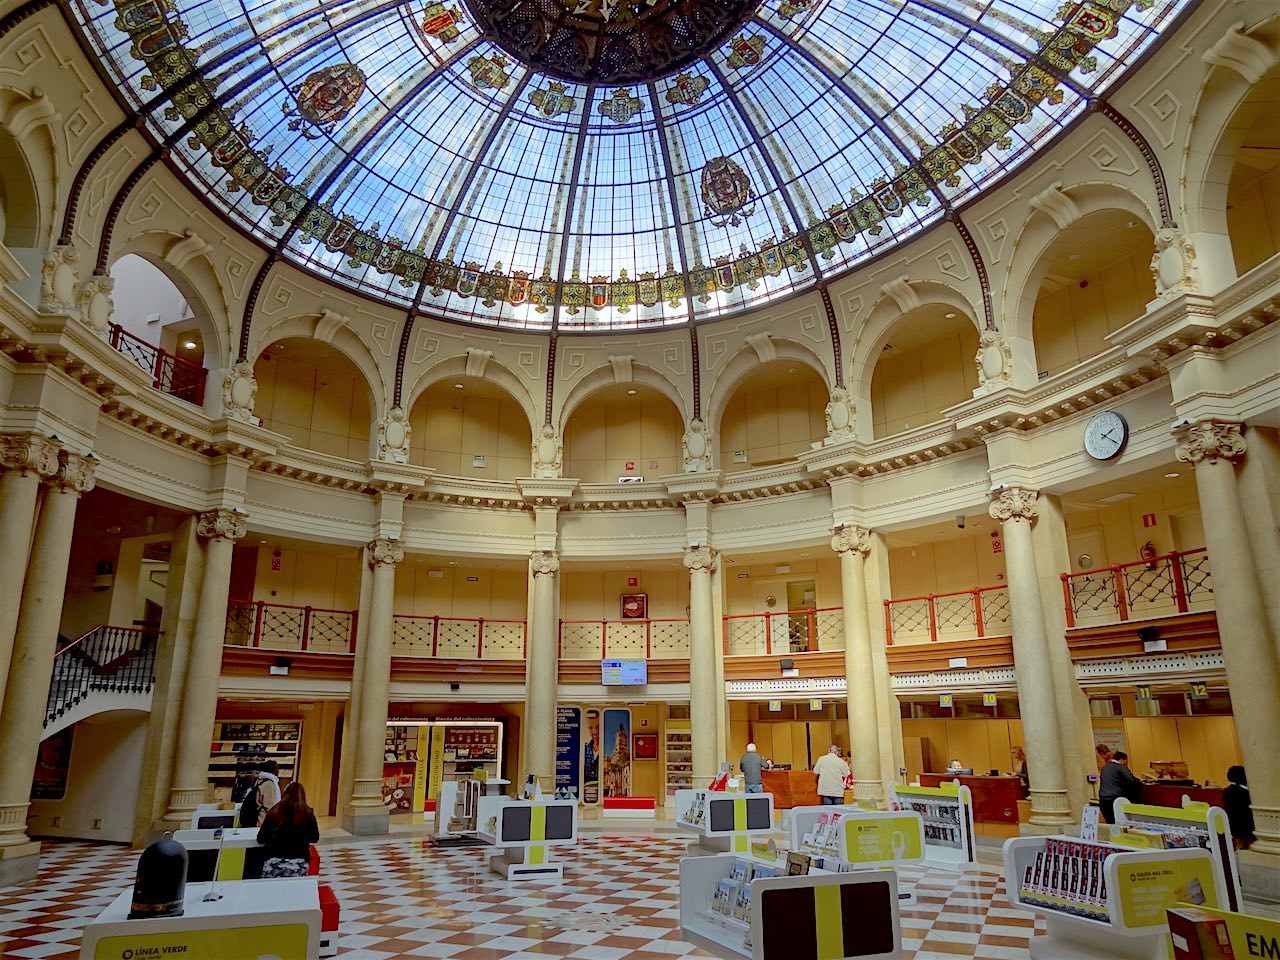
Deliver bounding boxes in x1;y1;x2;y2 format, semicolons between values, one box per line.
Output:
251;545;362;610
870;319;980;438
409;378;531;480
394;561;528;620
1227;161;1280;276
888;533;1008;603
718;363;827;469
562;385;682;483
254;343;372;461
561;566;690;620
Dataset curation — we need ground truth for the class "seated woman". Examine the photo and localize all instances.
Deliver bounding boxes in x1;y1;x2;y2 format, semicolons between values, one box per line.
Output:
257;781;320;878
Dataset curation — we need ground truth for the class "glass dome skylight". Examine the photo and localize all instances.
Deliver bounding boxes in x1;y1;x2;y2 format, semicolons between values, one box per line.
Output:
77;0;1187;331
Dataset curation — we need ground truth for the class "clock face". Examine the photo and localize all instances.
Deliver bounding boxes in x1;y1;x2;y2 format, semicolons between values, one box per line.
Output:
1084;412;1128;461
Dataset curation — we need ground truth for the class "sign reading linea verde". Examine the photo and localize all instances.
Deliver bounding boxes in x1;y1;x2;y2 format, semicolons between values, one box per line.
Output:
842;815;923;863
94;922;311;959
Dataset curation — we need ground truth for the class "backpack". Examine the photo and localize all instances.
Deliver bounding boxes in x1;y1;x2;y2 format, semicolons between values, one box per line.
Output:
239;778;263;827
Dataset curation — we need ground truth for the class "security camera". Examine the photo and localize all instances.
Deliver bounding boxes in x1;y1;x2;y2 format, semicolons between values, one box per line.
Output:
956;515;966;530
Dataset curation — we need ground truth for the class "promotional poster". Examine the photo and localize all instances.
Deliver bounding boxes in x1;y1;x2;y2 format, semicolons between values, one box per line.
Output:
583;708;601;804
602;708;632;798
555;706;582;797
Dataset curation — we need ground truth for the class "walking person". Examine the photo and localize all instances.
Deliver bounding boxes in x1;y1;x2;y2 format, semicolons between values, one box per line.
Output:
813;745;851;805
1098;751;1142;824
257;781;320;878
240;759;282;827
740;743;765;794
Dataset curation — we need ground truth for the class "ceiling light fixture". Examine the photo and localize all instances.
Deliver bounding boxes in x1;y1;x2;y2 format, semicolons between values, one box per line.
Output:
183;340;197;349
1125;220;1138;228
626;389;637;395
1164;471;1179;479
944;312;956;319
454;383;464;389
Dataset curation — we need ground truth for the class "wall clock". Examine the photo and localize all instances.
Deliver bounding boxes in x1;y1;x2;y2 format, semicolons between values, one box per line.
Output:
1083;411;1129;461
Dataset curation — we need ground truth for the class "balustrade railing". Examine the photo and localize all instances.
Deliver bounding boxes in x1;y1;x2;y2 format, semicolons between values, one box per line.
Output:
392;614;527;659
224;600;357;653
722;607;845;657
109;322;206;406
46;625;157;726
558;619;690;660
1062;547;1212;627
883;585;1011;645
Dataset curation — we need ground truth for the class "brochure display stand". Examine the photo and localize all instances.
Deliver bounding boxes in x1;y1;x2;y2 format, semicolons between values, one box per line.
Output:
890;780;977;870
1003;836;1218;960
1111;797;1242;912
786;805;925;906
79;878;321;960
480;798;577;881
188;804;238;830
679;853;901;960
675;790;775;855
173;827;266;881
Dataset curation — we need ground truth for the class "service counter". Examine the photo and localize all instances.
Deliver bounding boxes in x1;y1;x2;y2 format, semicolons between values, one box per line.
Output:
918;774;1021;825
760;769;819;809
1138;782;1224;808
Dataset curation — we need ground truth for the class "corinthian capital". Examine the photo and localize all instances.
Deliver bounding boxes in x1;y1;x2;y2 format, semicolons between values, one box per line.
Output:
989;486;1038;523
683;545;718;573
831;525;871;557
52;451;97;494
0;433;61;477
367;537;404;566
531;550;560;577
197;508;247;542
1174;420;1245;467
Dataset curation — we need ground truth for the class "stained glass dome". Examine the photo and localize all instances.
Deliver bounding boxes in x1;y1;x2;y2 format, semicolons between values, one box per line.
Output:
76;0;1188;330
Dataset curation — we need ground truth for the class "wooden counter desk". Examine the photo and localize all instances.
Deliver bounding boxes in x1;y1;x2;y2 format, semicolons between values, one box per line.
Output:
761;769;819;809
918;774;1022;825
1138;782;1224;808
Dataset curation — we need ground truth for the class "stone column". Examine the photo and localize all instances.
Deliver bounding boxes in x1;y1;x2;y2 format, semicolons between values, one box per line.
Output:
832;526;883;805
0;450;95;883
524;550;560;785
342;537;401;836
1236;425;1280;656
0;434;60;710
685;546;719;783
337;549;374;819
989;487;1072;828
163;508;246;823
1175;421;1280;856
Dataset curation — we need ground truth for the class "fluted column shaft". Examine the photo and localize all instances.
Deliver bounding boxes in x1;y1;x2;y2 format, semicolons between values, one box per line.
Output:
165;509;246;821
1176;421;1280;856
833;526;883;805
0;451;96;849
343;538;401;834
685;546;718;783
990;488;1071;827
524;551;560;784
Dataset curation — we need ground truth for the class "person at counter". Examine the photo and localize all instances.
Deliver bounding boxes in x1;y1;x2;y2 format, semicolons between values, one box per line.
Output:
813;746;851;805
257;781;319;878
740;743;765;794
1098;751;1142;824
1010;746;1029;799
947;758;965;772
1223;765;1255;850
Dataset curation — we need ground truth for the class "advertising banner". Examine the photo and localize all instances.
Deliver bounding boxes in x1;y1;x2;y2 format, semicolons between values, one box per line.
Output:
602;708;632;797
1117;855;1217;927
92;922;311;960
583;708;601;804
1168;904;1280;960
556;706;582;797
413;725;430;811
841;815;925;863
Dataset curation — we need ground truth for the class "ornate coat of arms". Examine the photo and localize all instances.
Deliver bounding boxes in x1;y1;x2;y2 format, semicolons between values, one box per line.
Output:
701;156;756;227
666;71;709;107
597;87;642;124
421;3;462;41
283;63;365;139
467;53;511;90
726;33;764;70
778;0;811;18
529;81;576;118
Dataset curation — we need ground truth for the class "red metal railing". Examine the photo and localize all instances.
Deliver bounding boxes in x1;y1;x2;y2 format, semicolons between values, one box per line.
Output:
1061;547;1212;627
558;619;690;660
883;585;1011;645
225;600;358;653
393;614;527;660
722;607;845;657
109;322;206;406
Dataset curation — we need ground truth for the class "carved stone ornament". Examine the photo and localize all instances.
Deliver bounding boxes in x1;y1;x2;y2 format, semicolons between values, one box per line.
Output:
377;406;411;464
197;508;247;542
1150;229;1199;302
0;433;61;477
39;244;81;316
367;537;404;566
824;386;857;443
222;361;259;424
830;526;871;557
974;328;1013;393
682;418;713;473
988;486;1038;523
1174;420;1246;466
683;545;718;573
531;424;563;479
76;273;115;337
52;451;97;494
530;550;560;577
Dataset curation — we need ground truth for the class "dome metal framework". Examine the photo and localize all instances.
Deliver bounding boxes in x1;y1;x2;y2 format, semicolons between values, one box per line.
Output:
76;0;1188;331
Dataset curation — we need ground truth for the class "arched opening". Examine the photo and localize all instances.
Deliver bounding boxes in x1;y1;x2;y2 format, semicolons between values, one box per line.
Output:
408;376;533;480
718;360;827;470
869;306;980;439
0;126;40;249
563;382;683;483
254;338;374;460
109;254;207;368
1031;210;1155;379
1225;71;1280;275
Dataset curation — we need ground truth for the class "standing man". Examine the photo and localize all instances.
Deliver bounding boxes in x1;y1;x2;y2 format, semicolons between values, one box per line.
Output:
740;743;765;794
813;745;851;805
1098;751;1143;824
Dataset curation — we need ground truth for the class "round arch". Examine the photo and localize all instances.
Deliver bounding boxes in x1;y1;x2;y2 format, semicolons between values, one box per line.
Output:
704;338;832;446
0;124;44;249
556;361;689;435
403;354;539;438
562;380;685;482
252;318;387;419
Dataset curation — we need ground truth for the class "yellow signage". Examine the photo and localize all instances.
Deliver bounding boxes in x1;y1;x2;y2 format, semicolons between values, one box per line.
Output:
94;922;311;960
767;699;782;712
982;692;997;707
939;694;953;707
1169;904;1280;959
842;815;923;863
1117;855;1217;928
412;725;430;811
809;698;823;711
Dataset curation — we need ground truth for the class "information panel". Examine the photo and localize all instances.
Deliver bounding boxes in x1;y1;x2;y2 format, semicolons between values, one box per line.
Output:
601;659;648;685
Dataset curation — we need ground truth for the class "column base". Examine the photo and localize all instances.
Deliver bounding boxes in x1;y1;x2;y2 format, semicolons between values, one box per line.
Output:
851;780;885;808
1238;849;1280;903
341;807;390;836
0;841;41;889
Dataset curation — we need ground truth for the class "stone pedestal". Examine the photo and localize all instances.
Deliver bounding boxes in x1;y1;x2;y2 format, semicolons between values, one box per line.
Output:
832;526;883;806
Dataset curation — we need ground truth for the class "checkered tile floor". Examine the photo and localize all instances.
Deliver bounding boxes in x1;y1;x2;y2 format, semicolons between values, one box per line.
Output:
0;835;1044;958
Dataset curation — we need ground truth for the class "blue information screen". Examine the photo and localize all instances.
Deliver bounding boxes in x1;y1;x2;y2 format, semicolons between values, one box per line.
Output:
601;659;647;685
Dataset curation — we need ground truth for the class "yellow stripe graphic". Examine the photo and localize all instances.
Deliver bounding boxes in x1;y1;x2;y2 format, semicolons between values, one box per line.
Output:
734;834;749;853
531;805;547;842
813;884;842;960
528;844;545;865
217;846;245;880
733;798;746;832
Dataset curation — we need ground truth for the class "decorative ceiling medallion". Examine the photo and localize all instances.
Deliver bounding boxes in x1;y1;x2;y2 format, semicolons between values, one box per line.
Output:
701;156;756;226
461;0;763;83
421;2;463;41
666;71;710;107
726;33;765;70
529;81;576;118
282;64;365;139
597;87;642;124
467;53;511;90
777;0;811;18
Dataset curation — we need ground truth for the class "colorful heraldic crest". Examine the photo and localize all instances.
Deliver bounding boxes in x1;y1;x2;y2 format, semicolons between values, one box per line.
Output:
726;33;765;70
666;71;709;106
421;3;463;42
597;88;643;124
467;53;511;90
701;156;756;227
529;82;576;118
778;0;811;18
283;63;365;139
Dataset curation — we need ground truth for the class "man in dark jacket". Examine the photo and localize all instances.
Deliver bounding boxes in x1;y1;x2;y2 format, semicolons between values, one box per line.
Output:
1098;751;1143;824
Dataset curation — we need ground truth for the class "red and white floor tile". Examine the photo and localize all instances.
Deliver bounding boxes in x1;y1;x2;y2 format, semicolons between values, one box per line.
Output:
0;835;1044;958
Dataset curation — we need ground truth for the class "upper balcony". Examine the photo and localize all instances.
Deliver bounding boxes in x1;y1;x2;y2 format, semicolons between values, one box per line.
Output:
108;322;206;407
